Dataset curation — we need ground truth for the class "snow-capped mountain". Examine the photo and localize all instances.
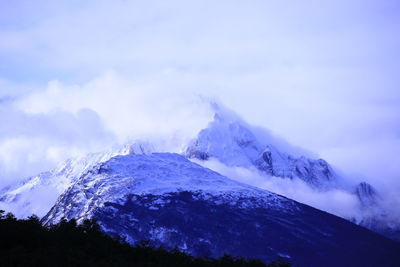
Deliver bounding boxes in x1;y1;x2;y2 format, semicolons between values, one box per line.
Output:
183;107;400;240
185;113;336;189
0;142;153;218
41;152;400;266
0;103;399;260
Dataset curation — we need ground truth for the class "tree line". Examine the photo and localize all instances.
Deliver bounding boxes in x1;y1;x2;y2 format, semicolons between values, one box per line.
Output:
0;210;289;267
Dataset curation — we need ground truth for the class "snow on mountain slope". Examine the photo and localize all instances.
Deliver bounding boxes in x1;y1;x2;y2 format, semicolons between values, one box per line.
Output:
41;153;400;266
42;153;292;225
254;145;336;188
185;110;337;189
185;112;263;168
0;142;153;218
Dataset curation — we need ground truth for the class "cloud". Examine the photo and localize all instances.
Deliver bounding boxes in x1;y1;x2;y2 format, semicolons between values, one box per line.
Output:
193;158;362;219
0;100;115;187
16;71;214;145
0;72;214;187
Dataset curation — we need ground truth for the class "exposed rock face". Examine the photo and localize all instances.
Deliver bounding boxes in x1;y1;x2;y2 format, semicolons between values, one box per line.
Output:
185;115;263;169
356;182;379;207
185;114;336;189
254;146;334;188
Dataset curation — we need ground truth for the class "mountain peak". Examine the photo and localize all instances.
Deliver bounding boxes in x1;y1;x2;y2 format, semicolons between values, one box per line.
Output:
356;182;380;207
186;111;336;189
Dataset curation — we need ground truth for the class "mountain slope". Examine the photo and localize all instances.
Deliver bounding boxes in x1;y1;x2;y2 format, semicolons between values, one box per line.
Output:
184;109;400;240
42;153;400;266
43;153;293;225
185;112;336;189
0;143;152;218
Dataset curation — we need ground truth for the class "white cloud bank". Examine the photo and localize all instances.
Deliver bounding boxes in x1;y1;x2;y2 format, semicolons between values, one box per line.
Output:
193;158;361;219
0;72;214;187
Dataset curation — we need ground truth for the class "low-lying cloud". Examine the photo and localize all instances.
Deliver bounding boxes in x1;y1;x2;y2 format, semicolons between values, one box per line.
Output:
193;158;362;219
0;101;114;186
0;72;214;187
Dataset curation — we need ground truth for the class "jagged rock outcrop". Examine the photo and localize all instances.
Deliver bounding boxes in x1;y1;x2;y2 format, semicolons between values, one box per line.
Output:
355;182;379;207
185;112;336;189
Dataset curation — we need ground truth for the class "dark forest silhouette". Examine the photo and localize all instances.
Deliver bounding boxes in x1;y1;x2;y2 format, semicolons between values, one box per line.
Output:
0;210;289;267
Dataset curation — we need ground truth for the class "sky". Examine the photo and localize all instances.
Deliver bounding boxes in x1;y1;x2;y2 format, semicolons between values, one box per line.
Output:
0;0;400;199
